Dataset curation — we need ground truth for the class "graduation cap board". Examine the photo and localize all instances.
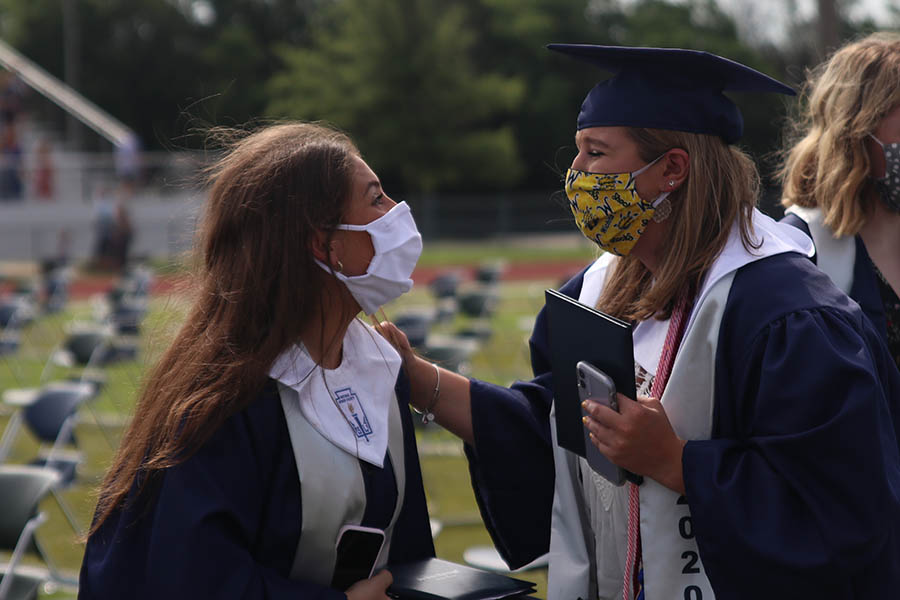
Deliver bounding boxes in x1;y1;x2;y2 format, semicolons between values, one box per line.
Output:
547;44;796;143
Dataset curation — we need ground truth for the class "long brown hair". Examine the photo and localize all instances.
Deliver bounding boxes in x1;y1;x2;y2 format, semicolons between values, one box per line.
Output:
89;122;360;535
779;32;900;236
598;128;760;321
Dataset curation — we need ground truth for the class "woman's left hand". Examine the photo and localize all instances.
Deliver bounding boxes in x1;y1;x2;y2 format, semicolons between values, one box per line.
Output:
582;393;686;494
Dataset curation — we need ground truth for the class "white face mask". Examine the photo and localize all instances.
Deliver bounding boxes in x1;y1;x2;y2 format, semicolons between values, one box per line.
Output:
316;201;423;315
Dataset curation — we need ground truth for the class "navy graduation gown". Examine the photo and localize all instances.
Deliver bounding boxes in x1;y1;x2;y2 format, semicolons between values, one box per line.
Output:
686;253;900;599
79;373;434;600
466;254;900;597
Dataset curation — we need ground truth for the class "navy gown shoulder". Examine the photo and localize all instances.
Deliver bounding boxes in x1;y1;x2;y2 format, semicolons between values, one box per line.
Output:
684;252;900;599
79;380;325;599
464;263;590;568
80;375;433;600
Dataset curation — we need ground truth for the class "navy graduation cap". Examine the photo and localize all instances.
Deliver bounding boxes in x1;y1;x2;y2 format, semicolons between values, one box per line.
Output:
547;44;795;144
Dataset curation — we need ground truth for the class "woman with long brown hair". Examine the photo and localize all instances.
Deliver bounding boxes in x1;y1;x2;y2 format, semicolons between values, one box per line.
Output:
79;122;434;599
382;45;900;599
780;32;900;369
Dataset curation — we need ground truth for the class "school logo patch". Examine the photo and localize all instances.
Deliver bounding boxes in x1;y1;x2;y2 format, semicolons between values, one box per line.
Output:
334;387;373;442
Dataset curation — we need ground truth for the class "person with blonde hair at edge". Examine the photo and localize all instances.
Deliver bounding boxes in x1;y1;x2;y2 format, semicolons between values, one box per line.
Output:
780;32;900;369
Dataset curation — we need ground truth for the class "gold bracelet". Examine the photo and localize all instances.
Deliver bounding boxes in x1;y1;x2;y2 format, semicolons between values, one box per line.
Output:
412;362;441;425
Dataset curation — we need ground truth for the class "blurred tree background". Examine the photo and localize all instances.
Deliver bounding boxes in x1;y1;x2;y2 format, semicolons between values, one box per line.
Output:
0;0;895;193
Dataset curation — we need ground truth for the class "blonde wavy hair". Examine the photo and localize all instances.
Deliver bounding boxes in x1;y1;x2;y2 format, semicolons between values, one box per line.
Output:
779;32;900;237
598;128;761;322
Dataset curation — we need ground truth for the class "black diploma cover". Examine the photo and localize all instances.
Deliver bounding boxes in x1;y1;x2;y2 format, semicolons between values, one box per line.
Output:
544;288;642;485
387;558;535;600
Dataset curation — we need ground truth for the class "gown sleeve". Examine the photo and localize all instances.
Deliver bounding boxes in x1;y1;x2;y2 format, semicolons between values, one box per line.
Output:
683;306;900;598
79;388;347;600
463;267;589;569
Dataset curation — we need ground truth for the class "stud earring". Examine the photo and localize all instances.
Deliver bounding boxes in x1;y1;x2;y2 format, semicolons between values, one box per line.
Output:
668;180;675;187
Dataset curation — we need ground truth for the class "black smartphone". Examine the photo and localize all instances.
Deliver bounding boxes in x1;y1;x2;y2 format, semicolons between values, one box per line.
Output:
331;525;386;591
577;361;627;485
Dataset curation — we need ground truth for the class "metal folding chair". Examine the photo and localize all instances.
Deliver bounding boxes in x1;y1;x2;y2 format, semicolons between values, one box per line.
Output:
0;465;60;600
0;381;95;535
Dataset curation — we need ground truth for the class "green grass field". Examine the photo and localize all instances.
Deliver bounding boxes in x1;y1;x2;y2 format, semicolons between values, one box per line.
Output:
0;258;590;598
415;237;592;268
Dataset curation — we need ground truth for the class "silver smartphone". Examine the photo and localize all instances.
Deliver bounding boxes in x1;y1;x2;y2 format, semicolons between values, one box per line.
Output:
576;361;626;485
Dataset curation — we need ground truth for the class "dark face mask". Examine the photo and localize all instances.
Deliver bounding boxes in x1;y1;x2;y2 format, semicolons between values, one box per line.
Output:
870;134;900;212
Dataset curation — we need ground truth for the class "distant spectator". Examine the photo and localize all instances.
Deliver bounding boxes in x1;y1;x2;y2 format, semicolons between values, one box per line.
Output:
92;189;116;269
0;114;23;201
33;138;55;200
41;228;72;311
114;132;141;193
109;200;133;270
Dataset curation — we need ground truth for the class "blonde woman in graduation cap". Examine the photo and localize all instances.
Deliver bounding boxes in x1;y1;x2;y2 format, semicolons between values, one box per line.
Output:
80;122;435;600
780;32;900;370
381;46;900;599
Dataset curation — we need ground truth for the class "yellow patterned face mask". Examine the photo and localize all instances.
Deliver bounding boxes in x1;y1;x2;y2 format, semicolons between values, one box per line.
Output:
564;156;670;256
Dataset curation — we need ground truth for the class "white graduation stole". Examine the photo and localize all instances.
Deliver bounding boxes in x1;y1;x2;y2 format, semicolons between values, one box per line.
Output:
560;270;731;600
278;382;407;585
637;272;733;600
785;205;855;293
